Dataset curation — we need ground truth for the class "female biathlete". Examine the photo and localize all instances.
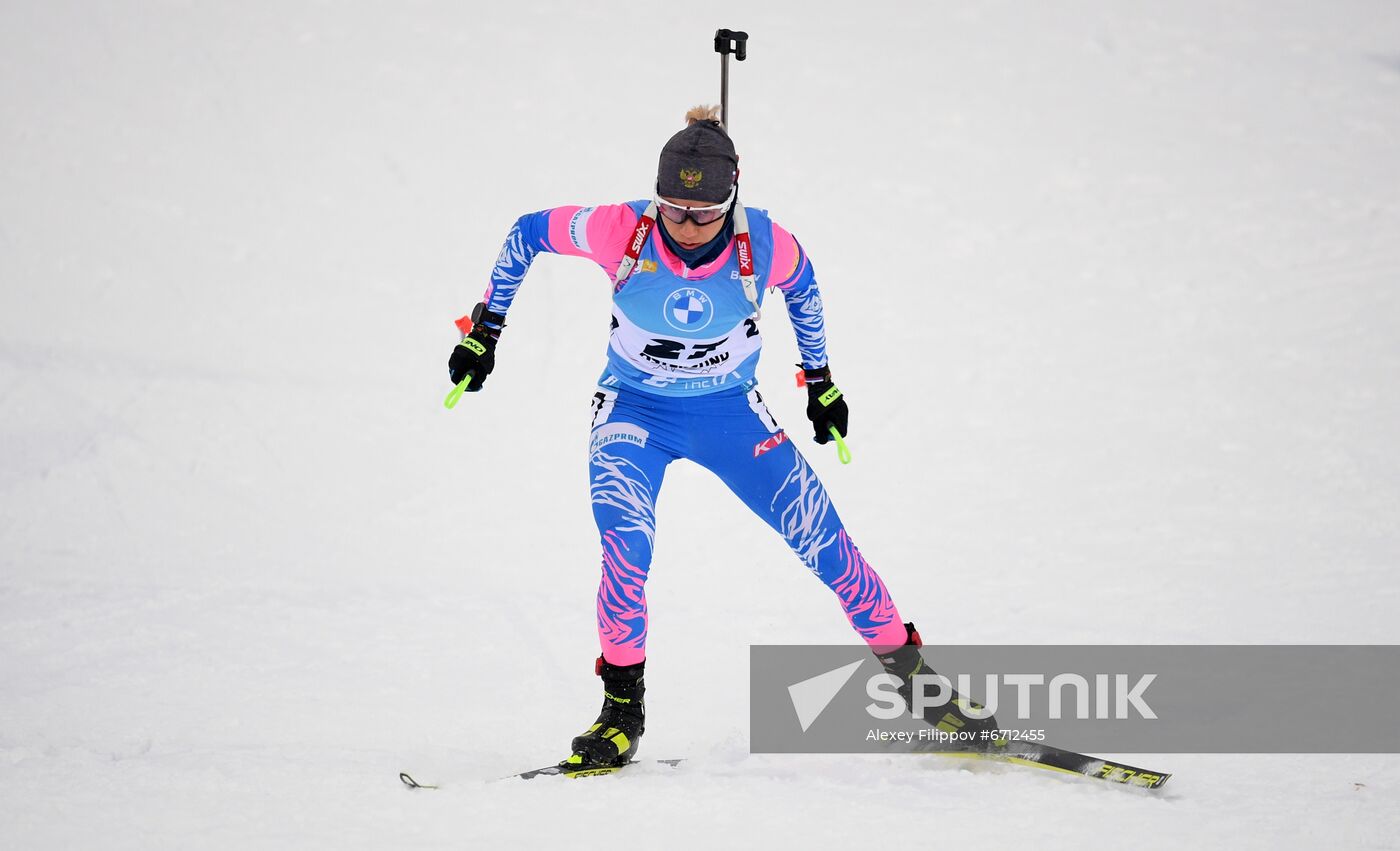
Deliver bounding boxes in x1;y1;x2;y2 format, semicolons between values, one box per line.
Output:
449;107;993;769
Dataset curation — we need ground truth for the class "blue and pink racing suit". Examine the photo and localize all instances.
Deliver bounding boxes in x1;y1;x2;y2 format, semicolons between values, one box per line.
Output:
476;201;908;664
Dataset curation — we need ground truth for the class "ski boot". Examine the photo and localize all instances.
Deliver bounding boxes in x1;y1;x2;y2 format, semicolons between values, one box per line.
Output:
564;656;645;769
875;622;1000;750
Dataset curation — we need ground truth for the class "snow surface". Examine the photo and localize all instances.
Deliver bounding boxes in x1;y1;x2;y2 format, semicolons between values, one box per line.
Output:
3;0;1400;847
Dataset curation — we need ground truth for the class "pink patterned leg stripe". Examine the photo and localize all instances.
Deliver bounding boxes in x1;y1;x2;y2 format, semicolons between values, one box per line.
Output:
591;448;659;667
596;530;649;665
829;530;907;650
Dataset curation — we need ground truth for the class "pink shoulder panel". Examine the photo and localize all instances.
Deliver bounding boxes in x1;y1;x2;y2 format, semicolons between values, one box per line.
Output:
768;221;807;290
544;204;640;271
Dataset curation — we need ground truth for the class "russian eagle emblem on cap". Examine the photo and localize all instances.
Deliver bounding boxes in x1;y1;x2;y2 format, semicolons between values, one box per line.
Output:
679;168;703;189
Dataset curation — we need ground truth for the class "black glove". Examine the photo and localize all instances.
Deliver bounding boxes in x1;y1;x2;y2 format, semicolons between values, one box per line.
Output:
802;364;849;444
448;303;504;392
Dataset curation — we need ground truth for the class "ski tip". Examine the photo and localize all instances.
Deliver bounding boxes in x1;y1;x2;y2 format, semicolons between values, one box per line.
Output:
399;772;438;790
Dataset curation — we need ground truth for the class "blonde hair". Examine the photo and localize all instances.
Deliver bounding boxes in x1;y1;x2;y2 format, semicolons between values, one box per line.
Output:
685;104;723;126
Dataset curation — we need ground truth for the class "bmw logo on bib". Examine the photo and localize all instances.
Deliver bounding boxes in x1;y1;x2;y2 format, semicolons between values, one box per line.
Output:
663;287;714;332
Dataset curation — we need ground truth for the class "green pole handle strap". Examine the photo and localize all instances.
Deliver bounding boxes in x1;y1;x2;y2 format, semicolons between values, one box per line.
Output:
829;426;852;464
444;372;474;409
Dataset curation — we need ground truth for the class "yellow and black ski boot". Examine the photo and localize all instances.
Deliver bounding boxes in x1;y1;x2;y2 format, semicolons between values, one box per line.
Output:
565;656;645;769
876;622;1000;747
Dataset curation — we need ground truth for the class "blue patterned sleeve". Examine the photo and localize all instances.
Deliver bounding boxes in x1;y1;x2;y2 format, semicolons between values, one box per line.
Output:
479;210;551;324
766;221;829;370
782;265;830;370
472;204;640;330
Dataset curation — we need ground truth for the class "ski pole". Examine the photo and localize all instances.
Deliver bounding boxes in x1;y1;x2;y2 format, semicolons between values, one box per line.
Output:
829;426;852;464
444;373;474;409
714;28;748;130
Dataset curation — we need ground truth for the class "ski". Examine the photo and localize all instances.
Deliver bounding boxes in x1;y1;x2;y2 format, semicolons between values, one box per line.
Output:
398;758;684;789
930;740;1171;789
512;758;685;781
402;746;1167;789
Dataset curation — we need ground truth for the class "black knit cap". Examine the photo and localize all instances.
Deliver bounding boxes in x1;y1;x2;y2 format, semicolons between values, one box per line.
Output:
656;119;738;204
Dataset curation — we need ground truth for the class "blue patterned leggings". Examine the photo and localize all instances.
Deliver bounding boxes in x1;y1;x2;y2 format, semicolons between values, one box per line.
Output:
586;382;907;664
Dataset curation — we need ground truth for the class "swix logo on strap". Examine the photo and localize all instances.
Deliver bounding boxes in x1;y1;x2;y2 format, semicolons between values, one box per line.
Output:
736;233;754;275
630;218;653;255
753;430;788;458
